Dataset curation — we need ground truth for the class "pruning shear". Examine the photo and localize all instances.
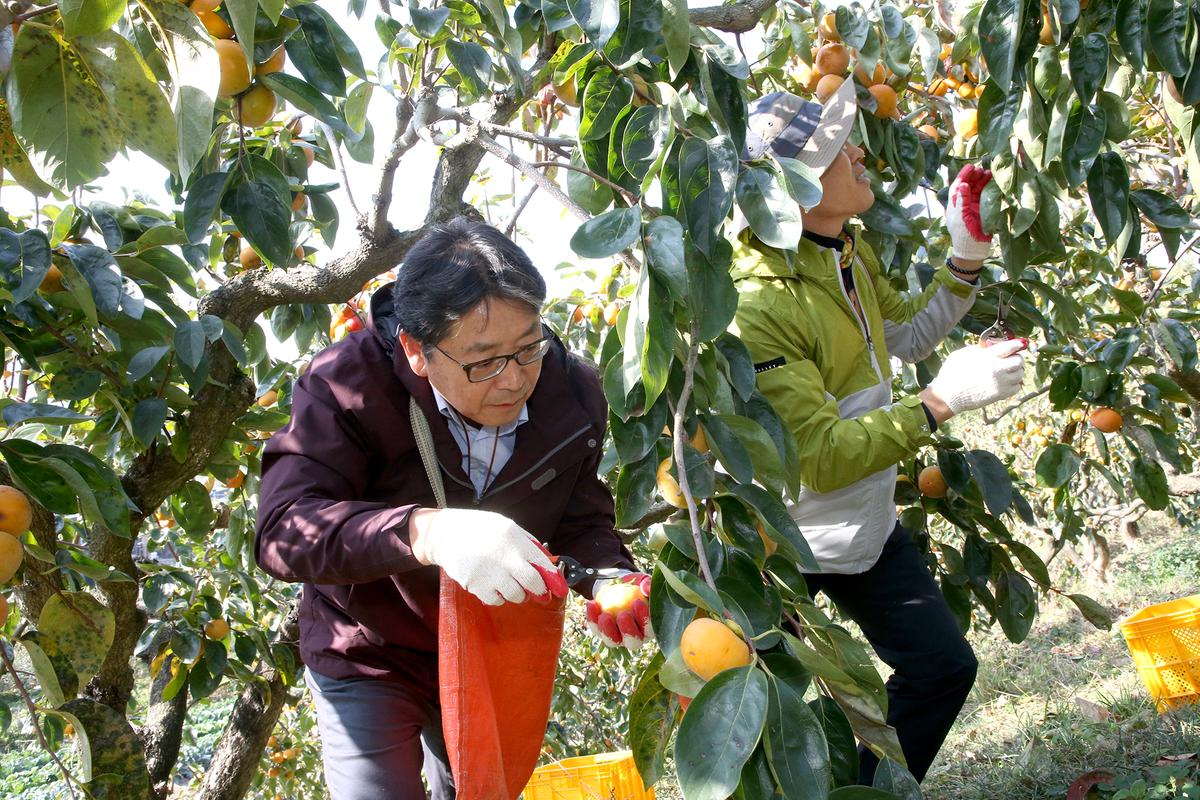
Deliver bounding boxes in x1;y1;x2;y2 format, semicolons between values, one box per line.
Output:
553;555;630;588
980;289;1029;351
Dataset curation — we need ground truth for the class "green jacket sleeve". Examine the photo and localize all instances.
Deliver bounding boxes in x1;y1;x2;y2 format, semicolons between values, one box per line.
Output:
864;246;978;364
733;285;934;494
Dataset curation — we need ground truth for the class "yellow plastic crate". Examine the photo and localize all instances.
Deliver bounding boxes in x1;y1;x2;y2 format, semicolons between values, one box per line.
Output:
523;751;654;800
1120;594;1200;711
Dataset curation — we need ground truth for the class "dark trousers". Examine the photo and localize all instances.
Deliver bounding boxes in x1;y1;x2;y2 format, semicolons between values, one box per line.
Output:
306;667;455;799
805;524;977;784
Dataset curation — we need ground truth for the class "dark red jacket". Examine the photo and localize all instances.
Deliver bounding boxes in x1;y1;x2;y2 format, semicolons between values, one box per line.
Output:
255;285;634;699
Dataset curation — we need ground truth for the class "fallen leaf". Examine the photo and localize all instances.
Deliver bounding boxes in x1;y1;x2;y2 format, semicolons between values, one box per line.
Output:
1075;697;1113;722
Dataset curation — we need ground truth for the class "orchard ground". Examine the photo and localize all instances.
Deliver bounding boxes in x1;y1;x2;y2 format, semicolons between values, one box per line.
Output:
2;514;1197;799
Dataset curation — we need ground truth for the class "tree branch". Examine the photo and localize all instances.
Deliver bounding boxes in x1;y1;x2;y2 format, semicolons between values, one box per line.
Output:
369;92;429;239
194;605;300;800
0;645;80;799
688;0;780;33
672;330;717;592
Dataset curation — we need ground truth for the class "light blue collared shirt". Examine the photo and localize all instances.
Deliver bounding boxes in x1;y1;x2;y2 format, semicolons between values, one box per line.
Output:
431;387;529;497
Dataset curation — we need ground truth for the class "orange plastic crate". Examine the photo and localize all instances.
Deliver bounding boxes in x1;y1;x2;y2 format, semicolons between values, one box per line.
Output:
1120;594;1200;711
523;751;654;800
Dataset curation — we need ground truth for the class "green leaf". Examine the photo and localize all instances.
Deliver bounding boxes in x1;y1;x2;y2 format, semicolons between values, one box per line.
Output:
570;206;641;258
76;32;178;172
221;154;293;266
1068;593;1112;629
1155;319;1198;372
644;215;688;303
1146;0;1187;75
40;593;116;690
679;135;738;253
994;570;1036;643
628;651;674;787
621;105;667;180
830;788;902;799
685;236;739;342
566;0;621;49
578;70;633;141
411;6;452;37
18;635;73;706
183;172;230;244
1035;444;1081;488
6;26;122;189
775;156;824;210
605;0;662;68
446;41;493;98
128;345;171;382
660;567;724;614
677;666;768;799
261;73;356;139
1130;189;1189;228
12;229;50;305
1068;33;1109;103
132;398;169;447
661;0;690;77
716;552;783;647
1131;457;1169;510
50;368;103;402
810;695;859;787
763;654;830;798
285;5;347;96
1048;361;1082;409
725;484;818;570
1062;103;1106;187
171;480;215;535
979;83;1022;154
736;165;803;250
304;3;366;79
873;757;923;800
225;0;257;65
60;0;125;38
1086;152;1130;250
174;319;207;369
1;402;93;427
964;449;1013;516
978;0;1024;90
58;698;150;797
133;0;217;183
1115;0;1146;67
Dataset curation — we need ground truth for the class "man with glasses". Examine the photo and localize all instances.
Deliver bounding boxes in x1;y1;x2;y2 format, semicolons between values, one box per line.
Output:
255;219;646;799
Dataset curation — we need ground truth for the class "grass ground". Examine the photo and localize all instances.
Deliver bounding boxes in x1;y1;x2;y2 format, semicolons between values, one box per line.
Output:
921;516;1200;799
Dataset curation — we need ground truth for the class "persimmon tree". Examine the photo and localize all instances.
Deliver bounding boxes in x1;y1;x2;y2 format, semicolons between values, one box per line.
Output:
0;0;1196;797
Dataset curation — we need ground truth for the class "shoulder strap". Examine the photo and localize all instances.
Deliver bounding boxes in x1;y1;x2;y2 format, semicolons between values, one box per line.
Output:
409;396;447;509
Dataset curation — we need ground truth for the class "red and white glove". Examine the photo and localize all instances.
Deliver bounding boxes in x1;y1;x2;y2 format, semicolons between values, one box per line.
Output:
419;509;567;605
585;573;653;651
947;163;994;262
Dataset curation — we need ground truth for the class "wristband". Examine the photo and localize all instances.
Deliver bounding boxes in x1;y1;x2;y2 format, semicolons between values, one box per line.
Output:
946;257;982;276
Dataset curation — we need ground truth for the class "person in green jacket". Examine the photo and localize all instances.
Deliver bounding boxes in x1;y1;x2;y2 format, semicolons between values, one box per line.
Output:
732;79;1028;783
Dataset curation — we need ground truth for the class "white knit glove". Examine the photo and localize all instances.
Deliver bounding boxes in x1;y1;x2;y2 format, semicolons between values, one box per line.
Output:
420;509;563;606
927;340;1026;414
947;164;994;262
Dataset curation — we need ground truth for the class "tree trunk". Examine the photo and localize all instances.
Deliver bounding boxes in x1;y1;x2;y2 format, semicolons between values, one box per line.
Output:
194;606;301;800
142;637;189;799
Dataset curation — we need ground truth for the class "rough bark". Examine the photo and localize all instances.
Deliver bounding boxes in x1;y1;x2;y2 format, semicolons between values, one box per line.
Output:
689;0;780;32
193;606;300;800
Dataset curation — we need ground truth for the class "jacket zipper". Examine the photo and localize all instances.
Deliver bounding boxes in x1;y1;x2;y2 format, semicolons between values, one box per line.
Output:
476;423;593;503
834;239;884;382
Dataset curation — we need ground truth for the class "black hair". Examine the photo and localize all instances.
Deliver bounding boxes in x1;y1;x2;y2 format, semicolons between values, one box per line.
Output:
392;219;547;345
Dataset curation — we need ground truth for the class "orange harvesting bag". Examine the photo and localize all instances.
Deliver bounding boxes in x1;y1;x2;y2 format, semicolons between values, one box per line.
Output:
438;571;566;799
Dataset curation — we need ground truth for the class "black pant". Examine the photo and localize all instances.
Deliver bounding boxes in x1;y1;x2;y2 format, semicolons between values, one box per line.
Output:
805;524;977;784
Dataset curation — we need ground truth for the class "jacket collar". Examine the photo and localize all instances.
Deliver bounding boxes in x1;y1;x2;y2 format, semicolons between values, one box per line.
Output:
391;327;596;502
731;225;862;282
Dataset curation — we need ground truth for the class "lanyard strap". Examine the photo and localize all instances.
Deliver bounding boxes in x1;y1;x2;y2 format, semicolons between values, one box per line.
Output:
409;397;447;510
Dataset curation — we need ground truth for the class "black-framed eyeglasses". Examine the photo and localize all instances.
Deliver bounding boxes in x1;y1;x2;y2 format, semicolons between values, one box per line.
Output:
434;335;553;382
